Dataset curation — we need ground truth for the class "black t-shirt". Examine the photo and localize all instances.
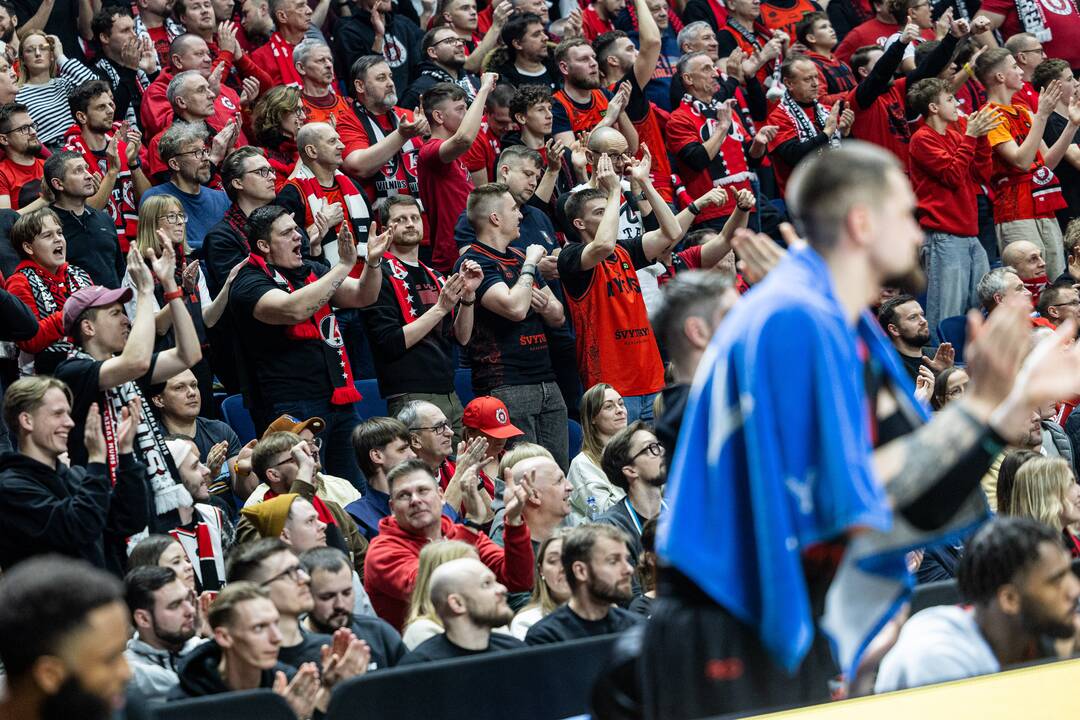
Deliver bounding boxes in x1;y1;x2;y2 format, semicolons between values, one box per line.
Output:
361;260;456;397
52;205;124;288
495;61;561;93
228;260;339;405
277;627;334;668
557;235;652;300
454;244;556;393
346;614;407;669
898;351;924;382
54;353;160;467
398;631;525;665
524;603;642;645
1045;112;1080;221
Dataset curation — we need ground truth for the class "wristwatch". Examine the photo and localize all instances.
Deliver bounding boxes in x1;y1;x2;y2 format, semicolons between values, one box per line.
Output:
463;518;485;531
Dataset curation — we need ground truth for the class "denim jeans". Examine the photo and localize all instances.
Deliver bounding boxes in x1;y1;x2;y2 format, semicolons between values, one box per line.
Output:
270;398;364;492
921;232;990;336
490;381;569;471
623;392;659;424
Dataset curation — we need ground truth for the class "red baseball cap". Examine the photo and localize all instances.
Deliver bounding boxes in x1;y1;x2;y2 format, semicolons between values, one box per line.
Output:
462;397;523;439
63;286;134;335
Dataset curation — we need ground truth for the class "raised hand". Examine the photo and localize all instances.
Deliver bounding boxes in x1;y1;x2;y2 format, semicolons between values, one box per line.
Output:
480;72;499;92
116;397;143;455
147;239;178;288
182;259;200;293
754;124;779;146
965;105;1002;137
206;439;229;478
544;138;566;173
524;243;547;265
207;61;225;96
437;273;466;311
1037;79;1063;118
120;37;141;69
209;118;239;164
492;0;512;26
292;440;317;483
838;107;855;134
925;342;955;373
716;99;735;135
365;221;392;266
503;468;529;525
734;188;756;211
318;201;345;230
399;113;428;138
272;664;320;720
127;245;154;294
913;364;935;404
608;81;631;118
970;15;992;34
731;227;788;284
456;435;489;470
338;223;358;269
239;76;260;107
371;3;386;35
564;7;583;38
235;438;257;477
105;132;121;172
934;6;954;36
320;629;370;686
124;124;143;164
1068;96;1080;127
725;47;747;82
529;286;549;312
901;21;921;44
460;259;484;293
950;15;971;38
85;403;106;463
138;35;158;73
824;100;841;135
595;153;621;194
628;143;653;185
695;186;728;210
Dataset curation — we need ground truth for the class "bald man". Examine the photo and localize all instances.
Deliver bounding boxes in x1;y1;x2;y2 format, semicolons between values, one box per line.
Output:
1001;240;1048;304
492;453;574;551
399;558;524;664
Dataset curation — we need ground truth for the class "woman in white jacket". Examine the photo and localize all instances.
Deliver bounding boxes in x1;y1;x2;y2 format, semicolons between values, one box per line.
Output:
567;383;628;522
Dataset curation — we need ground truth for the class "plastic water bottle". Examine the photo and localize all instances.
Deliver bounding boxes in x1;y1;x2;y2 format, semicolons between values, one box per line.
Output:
586;496;599;521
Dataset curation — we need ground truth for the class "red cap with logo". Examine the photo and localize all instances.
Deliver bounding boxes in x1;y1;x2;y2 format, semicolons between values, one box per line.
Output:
462;396;524;439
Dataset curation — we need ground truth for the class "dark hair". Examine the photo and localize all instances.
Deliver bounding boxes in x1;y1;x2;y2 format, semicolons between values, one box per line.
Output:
497;144;543;173
501;12;544;62
509;84;552;122
43;149;85;194
996;449;1041;516
787;141;903;253
386;457;437;493
974;47;1014;85
245;204;290;251
124;565;179;615
11;207;62;260
1036;278;1076;318
794;11;827;45
421;82;467;124
561;524;630;592
226;538;291;583
378;194;421;225
299;546;351;577
91;4;132;44
421;26;455;57
912;38;940;67
651;270;733;367
930;366;963;410
564;187;606;224
906;77;952;118
68;79;114;121
465;181;511;229
207;581;271;629
0;101;28;133
351;416;411;476
849;44;884;75
129;534;184;568
487;82;515;110
220;146;265;201
592;30;628;69
350;54;389;89
885;0;921;24
1033;58;1072;93
600;420;649;491
957;517;1063;605
877;294;918;334
0;556;124;677
636;517;658;592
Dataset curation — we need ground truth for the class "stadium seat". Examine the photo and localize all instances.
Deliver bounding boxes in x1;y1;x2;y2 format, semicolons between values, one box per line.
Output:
220;394;257;445
148;690;294;720
936;315;968;364
910;579;961;615
455;367;475;405
568;419;583;459
355;379;388;418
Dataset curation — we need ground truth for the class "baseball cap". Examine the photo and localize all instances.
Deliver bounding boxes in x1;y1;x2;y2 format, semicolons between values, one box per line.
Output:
263;414;326;438
462;397;523;439
62;286;134;335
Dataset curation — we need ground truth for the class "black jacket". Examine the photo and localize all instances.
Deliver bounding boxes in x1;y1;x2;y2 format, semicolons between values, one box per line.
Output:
172;639;296;699
0;286;37;341
333;9;423;101
0;452;149;573
399;61;480;110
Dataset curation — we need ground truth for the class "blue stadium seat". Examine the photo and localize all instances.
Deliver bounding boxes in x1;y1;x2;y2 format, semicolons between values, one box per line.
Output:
220;394;256;445
568;419;583;460
355;379;388;418
936;315;968;364
455;367;475;405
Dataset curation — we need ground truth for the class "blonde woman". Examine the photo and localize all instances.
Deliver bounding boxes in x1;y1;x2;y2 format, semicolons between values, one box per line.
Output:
1009;457;1080;558
568;383;628;522
510;531;571;639
15;32;98;148
402;540;480;649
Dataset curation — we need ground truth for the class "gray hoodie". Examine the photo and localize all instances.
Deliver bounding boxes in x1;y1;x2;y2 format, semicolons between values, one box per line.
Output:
125;634;207;701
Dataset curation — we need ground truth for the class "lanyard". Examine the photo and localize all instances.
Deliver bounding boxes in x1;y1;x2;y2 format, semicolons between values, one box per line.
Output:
623;496;667;536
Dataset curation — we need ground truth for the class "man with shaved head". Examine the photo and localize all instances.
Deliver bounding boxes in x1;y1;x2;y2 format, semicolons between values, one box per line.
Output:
1001;240;1048;305
492;449;574;550
399;557;524;663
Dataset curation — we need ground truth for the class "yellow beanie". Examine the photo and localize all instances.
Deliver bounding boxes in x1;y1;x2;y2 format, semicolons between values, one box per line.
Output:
240;494;299;539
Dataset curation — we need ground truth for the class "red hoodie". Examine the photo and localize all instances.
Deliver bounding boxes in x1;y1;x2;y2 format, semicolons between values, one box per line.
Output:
363;514;534;630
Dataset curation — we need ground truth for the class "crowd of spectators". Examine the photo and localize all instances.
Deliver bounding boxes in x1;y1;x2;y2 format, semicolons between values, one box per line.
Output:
0;0;1078;716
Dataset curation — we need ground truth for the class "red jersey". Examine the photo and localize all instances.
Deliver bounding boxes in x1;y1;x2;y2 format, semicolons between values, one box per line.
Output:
418;137;475;273
987;102;1067;223
564;243;665;397
718;21;776;84
141;67;245;142
766;97;830;194
908;119;993;236
301;92;356;127
1012;80;1038;111
62;124;138;252
336;104;422;205
0;157;43;209
668;96;753;222
835;18;934;65
846;78;913;165
979;0;1080;68
656;245;703;287
552;89;610;133
462;119;500;181
760;0;820;40
582;5;615;41
806;51;856;104
249;33;303;88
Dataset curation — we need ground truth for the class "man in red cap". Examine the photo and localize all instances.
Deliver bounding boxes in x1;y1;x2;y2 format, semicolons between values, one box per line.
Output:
461;396;524;502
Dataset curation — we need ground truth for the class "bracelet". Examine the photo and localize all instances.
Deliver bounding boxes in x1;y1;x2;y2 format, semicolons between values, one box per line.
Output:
634;191;647;202
963;62;975;79
162;288;184;303
688;201;701;216
129;158;141;170
459;298;475;306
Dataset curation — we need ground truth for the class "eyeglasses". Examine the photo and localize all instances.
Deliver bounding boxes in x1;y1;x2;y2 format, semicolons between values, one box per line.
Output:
1019;46;1046;55
246;166;275;179
271;456;299;469
174;148;210;160
1049;300;1080;308
260;564;308;587
433;36;465;47
1;122;36;136
161;212;188;225
410;420;452;434
631;442;664;461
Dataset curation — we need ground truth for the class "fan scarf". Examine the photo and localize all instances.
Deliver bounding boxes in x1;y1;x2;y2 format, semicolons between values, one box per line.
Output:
354;104;422;199
268;32;303;86
245;254;362;406
287;172;371;246
16;261;93;357
779;90;840;148
62;123;138;252
169;504;226;591
384;252;447;321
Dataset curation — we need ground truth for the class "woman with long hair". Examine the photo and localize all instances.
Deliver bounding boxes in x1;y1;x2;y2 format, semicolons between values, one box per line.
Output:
568;383;628;521
510;531;571;639
402;540;479;649
252;85;304;189
14;32;99;148
931;366;969;411
129;533;197;591
994;448;1040;516
1008;456;1080;557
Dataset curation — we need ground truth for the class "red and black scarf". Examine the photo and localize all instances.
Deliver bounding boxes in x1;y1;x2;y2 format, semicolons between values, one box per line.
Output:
288;173;371;247
268;32;303;86
63;123;138;252
246;254;362;406
383;251;447;321
169;504;226;591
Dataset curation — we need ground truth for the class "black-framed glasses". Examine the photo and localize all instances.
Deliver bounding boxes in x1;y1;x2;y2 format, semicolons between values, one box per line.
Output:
1019;46;1046;55
246;166;275;178
433;36;465;47
161;211;188;225
631;442;664;461
410;420;452;434
1049;299;1080;308
1;122;36;136
175;148;210;160
260;564;308;587
271;456;299;469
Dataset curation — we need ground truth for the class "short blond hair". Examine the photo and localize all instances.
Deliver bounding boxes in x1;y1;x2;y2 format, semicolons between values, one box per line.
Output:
3;376;71;435
207;581;271;629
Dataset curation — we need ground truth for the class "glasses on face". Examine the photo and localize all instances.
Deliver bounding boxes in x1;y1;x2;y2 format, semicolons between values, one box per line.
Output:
260;564;308;587
1020;46;1046;55
271;455;299;469
631;442;664;461
175;147;210;160
246;166;275;178
434;36;465;47
2;122;37;136
1049;299;1080;308
161;211;188;225
410;420;452;434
